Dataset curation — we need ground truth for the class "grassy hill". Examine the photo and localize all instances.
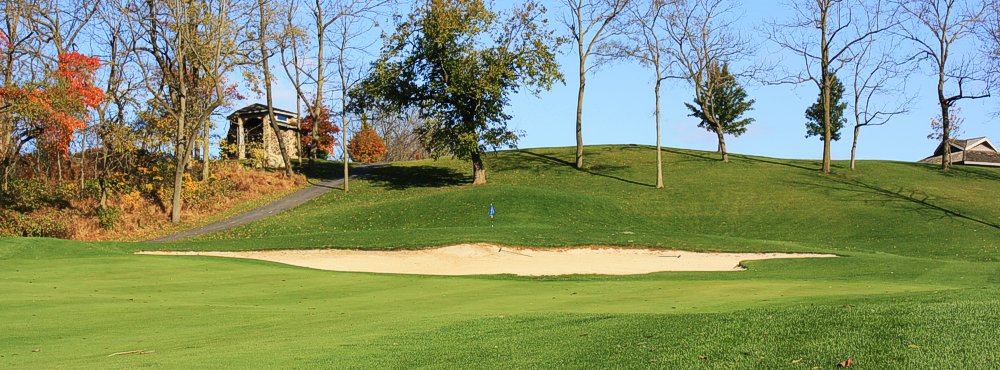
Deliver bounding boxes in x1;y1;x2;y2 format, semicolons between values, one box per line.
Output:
2;145;999;368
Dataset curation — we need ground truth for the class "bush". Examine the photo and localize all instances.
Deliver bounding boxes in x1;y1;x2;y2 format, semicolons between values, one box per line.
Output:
347;123;387;163
0;179;71;212
95;207;122;230
0;210;71;238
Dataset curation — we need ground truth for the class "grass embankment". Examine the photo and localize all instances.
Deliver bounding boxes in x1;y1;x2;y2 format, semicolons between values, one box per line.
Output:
2;145;999;368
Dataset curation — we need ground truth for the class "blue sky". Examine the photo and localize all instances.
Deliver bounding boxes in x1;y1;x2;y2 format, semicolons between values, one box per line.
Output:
256;0;1000;163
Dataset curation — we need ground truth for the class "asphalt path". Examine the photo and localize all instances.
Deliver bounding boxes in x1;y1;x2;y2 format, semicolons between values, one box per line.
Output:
148;165;379;242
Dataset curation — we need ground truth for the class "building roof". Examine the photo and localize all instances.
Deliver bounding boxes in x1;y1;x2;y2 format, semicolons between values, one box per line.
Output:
932;137;998;156
921;136;1000;166
227;103;299;120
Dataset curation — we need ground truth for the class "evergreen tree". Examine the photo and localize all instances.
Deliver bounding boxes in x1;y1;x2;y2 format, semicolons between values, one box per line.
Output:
684;63;755;162
805;74;847;141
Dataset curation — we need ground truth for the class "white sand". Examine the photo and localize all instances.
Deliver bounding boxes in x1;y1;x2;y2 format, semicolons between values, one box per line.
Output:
138;243;837;276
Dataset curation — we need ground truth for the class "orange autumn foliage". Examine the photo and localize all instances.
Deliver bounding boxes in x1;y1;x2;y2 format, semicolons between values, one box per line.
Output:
0;52;104;155
300;106;341;156
347;123;386;163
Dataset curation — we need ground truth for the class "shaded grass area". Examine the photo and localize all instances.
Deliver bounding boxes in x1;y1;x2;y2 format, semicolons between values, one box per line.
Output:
2;145;999;368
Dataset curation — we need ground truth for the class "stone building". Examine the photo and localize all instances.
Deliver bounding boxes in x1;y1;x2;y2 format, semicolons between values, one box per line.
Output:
226;104;302;167
919;137;1000;167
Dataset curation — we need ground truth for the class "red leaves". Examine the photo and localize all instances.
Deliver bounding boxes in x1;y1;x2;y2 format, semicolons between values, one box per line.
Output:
0;30;10;50
347;124;386;163
0;52;104;155
300;106;341;156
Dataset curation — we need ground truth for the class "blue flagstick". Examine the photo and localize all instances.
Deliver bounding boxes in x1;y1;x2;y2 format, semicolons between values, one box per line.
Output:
489;203;495;228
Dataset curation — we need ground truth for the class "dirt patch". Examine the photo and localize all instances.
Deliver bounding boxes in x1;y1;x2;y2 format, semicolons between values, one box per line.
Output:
137;243;837;276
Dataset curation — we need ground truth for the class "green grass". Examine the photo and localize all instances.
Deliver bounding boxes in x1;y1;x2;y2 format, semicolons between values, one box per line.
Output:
2;145;999;368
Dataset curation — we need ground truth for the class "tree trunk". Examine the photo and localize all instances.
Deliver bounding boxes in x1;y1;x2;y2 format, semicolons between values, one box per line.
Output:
938;77;950;172
340;56;349;192
715;124;729;163
575;53;586;170
170;80;188;224
820;9;832;175
342;126;348;191
170;150;186;224
472;152;487;185
850;124;860;170
80;135;86;188
941;104;951;172
201;119;210;180
261;0;293;176
654;79;663;189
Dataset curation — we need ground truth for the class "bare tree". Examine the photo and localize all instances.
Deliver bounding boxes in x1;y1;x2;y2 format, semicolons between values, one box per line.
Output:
280;0;305;164
613;0;671;188
0;0;45;191
769;0;895;174
125;0;250;223
846;33;910;170
898;0;990;171
92;0;142;209
366;107;430;162
562;0;630;170
665;0;756;163
330;0;390;192
279;0;386;167
255;0;294;176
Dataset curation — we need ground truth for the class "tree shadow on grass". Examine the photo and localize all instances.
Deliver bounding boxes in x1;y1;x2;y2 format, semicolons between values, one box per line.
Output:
740;155;820;172
793;176;1000;230
900;162;1000;183
362;165;469;190
294;161;345;181
511;150;656;188
662;148;719;163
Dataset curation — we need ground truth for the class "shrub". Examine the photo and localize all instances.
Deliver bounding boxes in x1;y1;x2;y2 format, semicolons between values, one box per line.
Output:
0;179;71;212
95;207;122;230
0;209;71;238
347;123;387;163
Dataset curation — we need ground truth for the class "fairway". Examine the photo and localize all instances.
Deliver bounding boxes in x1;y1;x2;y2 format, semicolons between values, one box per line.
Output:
2;145;999;368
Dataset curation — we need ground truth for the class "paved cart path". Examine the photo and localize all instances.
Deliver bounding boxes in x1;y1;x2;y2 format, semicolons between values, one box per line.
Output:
149;165;379;242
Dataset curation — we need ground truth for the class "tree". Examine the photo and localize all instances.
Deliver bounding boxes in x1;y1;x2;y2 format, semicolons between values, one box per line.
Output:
352;0;562;185
562;0;630;169
666;0;755;163
846;34;909;170
614;0;670;188
805;74;847;141
0;52;104;172
365;107;431;161
685;62;755;160
330;0;391;192
770;0;895;174
254;0;293;176
899;0;990;172
125;0;250;223
299;106;340;158
929;107;964;142
279;0;388;167
1;0;45;190
347;122;386;163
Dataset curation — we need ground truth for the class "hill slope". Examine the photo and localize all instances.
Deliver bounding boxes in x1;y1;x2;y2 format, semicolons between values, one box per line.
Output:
178;145;1000;262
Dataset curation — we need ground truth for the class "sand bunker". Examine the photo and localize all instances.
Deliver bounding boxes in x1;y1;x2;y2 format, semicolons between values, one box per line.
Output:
138;243;836;276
